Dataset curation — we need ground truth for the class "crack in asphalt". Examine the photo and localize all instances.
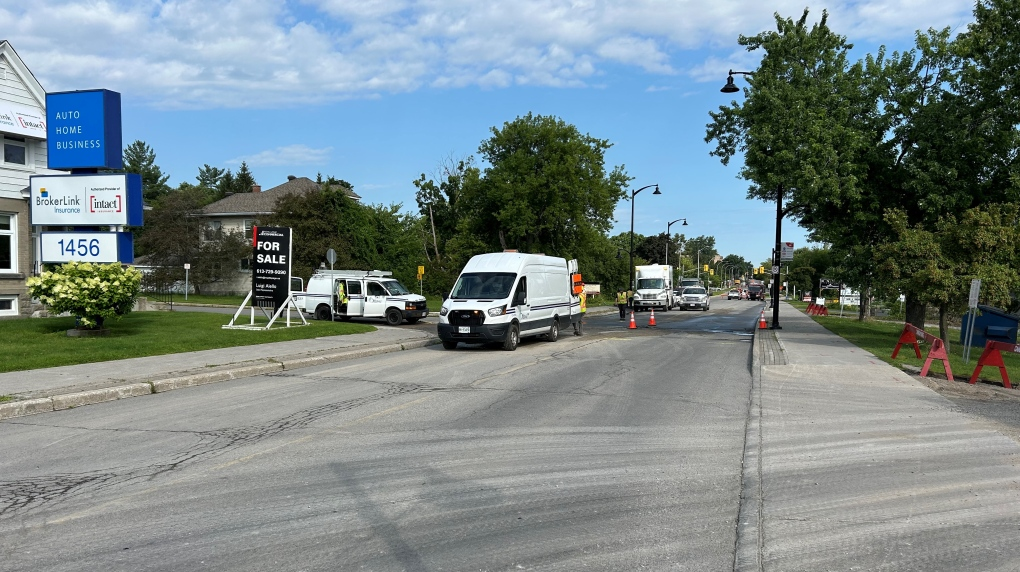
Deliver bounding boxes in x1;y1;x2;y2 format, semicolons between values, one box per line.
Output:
0;381;428;519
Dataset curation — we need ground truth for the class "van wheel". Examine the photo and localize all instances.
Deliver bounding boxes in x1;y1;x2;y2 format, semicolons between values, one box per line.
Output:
502;323;519;351
442;341;457;350
385;308;403;326
545;319;559;342
315;305;332;321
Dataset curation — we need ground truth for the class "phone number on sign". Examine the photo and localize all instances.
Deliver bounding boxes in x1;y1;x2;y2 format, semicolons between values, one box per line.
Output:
256;269;289;275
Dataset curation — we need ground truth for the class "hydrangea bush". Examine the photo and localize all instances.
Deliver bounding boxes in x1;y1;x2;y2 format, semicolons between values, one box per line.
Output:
27;262;143;329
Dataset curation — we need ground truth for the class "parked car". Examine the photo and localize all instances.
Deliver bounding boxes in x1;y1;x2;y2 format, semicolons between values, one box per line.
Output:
679;287;710;311
727;289;740;300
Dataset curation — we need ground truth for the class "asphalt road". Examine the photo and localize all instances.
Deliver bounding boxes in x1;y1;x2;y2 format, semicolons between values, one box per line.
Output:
0;299;762;571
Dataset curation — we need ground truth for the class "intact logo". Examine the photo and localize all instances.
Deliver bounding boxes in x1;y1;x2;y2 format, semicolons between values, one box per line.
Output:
89;194;123;214
40;188;48;198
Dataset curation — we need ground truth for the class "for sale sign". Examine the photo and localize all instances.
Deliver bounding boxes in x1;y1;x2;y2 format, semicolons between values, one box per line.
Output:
251;226;292;311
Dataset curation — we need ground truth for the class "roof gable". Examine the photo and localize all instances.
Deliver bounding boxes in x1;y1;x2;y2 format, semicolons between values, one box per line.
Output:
201;176;361;216
0;41;46;108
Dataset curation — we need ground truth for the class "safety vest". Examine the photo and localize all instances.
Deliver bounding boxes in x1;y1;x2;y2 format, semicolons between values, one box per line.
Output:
579;294;587;313
615;291;627;304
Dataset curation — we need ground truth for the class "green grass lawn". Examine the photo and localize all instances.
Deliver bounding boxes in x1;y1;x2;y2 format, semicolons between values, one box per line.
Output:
162;293;248;306
0;312;375;373
804;311;1020;386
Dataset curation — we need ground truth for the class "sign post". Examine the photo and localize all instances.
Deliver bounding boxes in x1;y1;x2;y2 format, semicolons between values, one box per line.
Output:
417;265;425;294
963;279;981;363
184;263;191;300
326;248;336;271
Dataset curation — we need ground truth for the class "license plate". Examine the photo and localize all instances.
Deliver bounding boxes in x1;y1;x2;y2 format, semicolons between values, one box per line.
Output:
458;326;470;333
689;303;697;307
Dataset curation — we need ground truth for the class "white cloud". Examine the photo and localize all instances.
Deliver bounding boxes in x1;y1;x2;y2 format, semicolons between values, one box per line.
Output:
228;144;333;167
1;0;977;108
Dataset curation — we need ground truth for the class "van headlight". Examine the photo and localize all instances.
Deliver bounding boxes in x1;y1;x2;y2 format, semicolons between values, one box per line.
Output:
439;306;449;317
487;305;506;317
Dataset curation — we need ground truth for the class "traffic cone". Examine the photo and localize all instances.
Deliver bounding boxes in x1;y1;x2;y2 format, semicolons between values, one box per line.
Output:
758;309;767;329
648;307;657;327
628;310;637;329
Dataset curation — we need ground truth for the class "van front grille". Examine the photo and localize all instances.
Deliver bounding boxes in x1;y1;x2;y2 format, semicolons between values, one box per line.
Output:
448;310;485;326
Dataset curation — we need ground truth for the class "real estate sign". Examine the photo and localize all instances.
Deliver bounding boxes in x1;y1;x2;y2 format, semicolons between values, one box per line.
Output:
251;226;292;311
29;173;143;226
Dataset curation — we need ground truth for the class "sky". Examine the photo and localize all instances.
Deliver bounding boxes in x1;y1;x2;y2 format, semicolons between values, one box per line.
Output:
2;0;978;266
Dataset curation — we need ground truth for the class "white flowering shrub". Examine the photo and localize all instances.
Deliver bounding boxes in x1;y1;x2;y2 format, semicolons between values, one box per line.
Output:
27;262;143;329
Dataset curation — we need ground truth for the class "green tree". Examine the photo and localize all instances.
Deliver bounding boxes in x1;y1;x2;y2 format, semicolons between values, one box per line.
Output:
457;113;630;272
233;161;257;194
135;186;251;294
123;140;171;203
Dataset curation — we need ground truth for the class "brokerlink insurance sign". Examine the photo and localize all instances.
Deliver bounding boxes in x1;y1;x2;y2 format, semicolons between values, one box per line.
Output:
30;173;143;226
252;226;292;311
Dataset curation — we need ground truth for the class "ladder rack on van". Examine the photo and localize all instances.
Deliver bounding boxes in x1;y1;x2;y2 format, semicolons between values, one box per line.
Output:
312;269;393;278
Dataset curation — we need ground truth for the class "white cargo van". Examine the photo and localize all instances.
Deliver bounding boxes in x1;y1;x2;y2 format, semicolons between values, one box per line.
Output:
300;270;428;325
633;264;674;311
437;252;578;351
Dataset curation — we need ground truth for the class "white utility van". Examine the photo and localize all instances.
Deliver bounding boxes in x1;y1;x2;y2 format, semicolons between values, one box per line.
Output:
633;264;674;311
437;252;578;351
300;270;428;325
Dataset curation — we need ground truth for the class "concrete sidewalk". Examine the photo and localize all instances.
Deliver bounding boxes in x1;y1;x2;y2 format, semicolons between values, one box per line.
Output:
740;303;1020;571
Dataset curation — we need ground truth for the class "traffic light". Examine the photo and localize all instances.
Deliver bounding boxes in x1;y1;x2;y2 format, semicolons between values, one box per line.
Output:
709;269;714;275
703;264;709;271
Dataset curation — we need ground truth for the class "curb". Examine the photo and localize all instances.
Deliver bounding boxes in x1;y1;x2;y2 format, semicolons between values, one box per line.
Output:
0;338;441;422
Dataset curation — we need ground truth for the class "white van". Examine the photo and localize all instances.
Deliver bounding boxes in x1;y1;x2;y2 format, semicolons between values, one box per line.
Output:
437;252;578;351
300;270;428;325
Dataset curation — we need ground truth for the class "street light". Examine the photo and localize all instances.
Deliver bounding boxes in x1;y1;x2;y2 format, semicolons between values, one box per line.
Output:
665;218;687;268
629;184;661;290
695;248;707;284
721;69;783;329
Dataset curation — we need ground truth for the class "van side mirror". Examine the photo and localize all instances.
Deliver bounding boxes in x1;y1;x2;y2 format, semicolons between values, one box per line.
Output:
442;292;448;301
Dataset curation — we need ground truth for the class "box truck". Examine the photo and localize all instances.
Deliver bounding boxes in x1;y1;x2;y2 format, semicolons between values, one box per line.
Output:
632;264;674;311
437;252;579;351
300;270;428;325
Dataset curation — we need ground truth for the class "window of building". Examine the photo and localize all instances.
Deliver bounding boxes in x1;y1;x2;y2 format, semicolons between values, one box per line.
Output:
239;257;251;271
3;136;27;166
204;220;222;241
243;219;254;237
0;295;17;317
0;213;15;272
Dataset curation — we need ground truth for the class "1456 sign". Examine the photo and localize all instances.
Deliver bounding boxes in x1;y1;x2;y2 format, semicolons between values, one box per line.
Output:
251;226;292;311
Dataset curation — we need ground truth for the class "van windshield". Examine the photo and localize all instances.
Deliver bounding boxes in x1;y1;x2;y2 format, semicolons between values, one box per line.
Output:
637;278;664;290
450;272;517;299
381;280;411;295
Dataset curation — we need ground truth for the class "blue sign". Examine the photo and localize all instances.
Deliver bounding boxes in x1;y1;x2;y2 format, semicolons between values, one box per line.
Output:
46;89;123;170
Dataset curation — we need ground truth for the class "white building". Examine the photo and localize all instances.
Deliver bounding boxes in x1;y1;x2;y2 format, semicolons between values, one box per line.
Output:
0;41;61;318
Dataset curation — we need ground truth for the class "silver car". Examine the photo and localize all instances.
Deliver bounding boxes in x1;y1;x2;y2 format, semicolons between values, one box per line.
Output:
680;287;710;311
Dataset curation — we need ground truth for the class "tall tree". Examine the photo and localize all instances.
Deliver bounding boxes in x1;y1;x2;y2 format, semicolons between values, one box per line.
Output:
123;140;171;203
233;161;257;194
457;113;630;273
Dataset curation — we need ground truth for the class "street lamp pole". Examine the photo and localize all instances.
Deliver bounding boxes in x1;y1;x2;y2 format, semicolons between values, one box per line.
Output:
721;69;782;329
629;184;661;291
665;217;687;271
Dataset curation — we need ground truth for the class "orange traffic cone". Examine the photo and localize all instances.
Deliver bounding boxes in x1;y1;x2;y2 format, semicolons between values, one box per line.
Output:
648;307;657;327
758;309;767;329
628;310;637;329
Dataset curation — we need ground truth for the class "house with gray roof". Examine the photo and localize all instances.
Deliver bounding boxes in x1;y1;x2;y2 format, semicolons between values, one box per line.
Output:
195;175;360;294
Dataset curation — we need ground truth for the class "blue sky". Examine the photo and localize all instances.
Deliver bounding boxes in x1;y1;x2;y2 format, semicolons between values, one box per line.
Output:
4;0;976;265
